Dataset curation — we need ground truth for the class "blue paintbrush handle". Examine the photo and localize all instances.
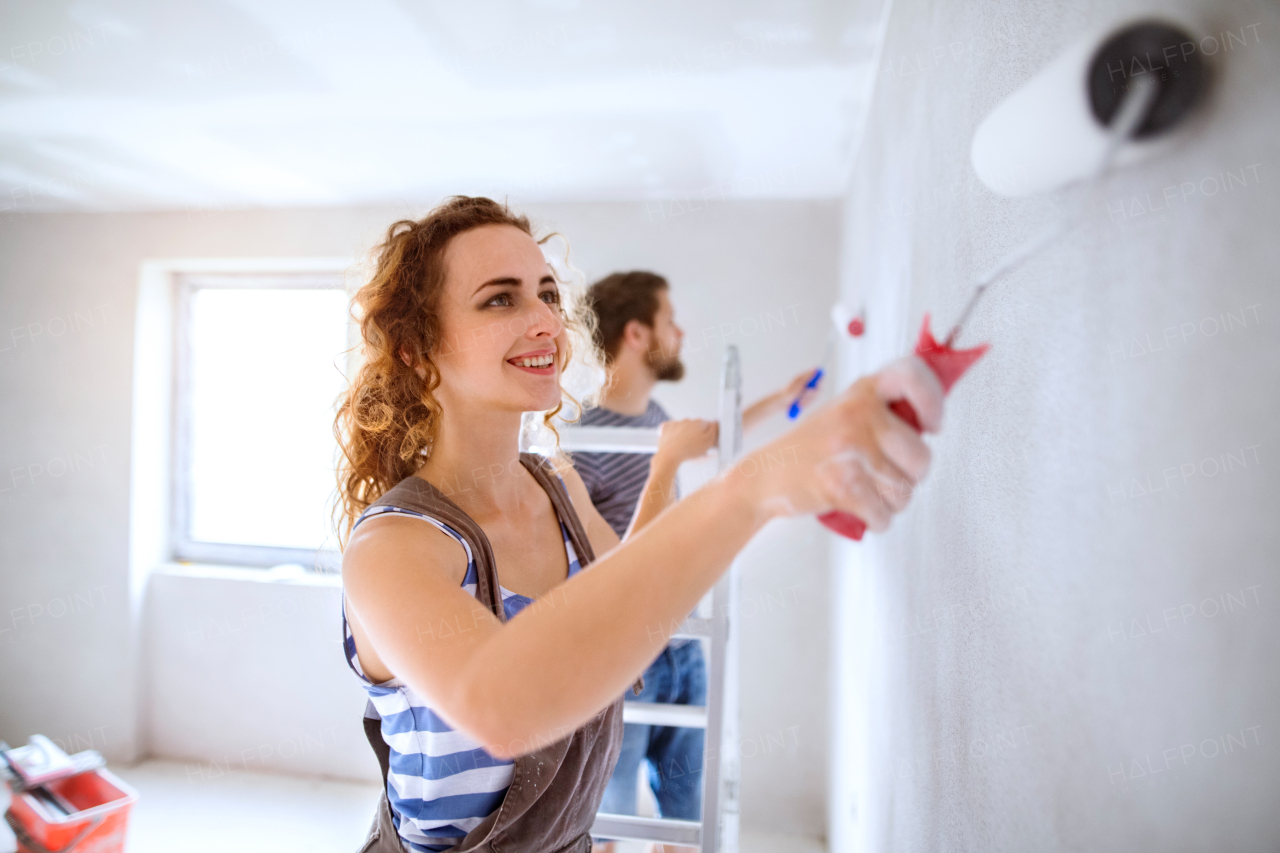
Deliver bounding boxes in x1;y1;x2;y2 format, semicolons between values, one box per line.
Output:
787;367;824;419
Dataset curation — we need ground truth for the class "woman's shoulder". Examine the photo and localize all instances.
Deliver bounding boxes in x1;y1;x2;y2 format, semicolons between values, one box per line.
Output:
342;499;471;588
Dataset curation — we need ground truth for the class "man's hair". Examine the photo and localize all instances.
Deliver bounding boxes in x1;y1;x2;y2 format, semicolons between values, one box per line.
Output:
585;271;669;364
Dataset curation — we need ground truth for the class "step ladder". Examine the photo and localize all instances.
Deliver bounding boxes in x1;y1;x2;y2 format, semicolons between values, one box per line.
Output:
555;346;744;852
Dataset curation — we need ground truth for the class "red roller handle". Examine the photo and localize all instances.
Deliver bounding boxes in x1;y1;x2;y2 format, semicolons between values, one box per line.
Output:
817;314;989;540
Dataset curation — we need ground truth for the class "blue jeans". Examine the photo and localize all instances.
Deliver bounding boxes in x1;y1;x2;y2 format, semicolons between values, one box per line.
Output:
598;640;706;822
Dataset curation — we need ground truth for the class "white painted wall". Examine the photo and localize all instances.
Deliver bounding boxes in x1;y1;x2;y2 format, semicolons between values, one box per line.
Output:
832;0;1280;850
0;198;838;836
143;567;375;782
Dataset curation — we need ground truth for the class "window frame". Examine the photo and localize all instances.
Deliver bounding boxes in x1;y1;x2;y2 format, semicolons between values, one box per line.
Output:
170;269;354;572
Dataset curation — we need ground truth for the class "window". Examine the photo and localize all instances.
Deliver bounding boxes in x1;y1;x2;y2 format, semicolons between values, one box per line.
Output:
172;272;353;571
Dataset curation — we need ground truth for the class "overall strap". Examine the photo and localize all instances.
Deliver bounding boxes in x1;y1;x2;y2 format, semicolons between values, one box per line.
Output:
367;473;505;620
368;456;596;620
518;452;596;567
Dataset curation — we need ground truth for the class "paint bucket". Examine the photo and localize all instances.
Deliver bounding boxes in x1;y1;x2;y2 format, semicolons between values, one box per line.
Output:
5;768;137;853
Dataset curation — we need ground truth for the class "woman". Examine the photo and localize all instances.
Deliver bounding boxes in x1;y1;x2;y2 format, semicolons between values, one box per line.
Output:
335;196;944;852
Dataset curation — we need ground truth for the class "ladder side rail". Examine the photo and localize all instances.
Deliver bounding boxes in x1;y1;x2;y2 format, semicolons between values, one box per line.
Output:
701;571;729;853
576;347;741;850
719;562;742;852
702;344;743;853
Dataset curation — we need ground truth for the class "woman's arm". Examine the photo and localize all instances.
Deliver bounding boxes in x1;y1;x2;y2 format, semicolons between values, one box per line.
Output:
631;370;815;537
632;368;819;536
343;358;943;759
341;458;757;760
471;462;763;757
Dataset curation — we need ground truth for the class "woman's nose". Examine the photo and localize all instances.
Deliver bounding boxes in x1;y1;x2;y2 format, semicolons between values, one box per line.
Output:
522;297;564;338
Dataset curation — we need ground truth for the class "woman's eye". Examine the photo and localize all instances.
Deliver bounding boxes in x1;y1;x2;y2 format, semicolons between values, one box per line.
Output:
484;290;558;308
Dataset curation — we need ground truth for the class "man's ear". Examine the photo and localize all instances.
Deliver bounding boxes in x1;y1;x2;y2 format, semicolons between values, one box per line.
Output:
622;318;650;352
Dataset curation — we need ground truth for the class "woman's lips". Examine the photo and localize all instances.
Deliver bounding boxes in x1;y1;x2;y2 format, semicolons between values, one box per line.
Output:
508;361;555;375
507;351;556;375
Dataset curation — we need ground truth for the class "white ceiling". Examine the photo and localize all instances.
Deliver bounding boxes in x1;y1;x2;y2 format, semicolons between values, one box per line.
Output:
0;0;885;212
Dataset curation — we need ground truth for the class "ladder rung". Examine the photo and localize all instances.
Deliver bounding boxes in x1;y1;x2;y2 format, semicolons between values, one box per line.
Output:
590;813;702;845
622;701;707;728
557;426;659;454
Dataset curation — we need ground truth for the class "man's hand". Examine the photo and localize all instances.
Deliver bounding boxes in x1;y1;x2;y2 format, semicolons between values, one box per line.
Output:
742;367;821;431
653;418;718;468
625;419;717;539
781;367;821;411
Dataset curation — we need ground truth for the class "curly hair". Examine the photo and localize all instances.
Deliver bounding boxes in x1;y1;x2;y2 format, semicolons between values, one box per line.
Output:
331;196;596;548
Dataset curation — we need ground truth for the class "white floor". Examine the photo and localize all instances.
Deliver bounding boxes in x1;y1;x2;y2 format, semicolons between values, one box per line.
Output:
109;760;825;853
111;760;382;853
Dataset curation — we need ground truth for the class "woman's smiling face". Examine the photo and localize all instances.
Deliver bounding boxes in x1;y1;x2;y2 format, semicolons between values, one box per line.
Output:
431;223;568;416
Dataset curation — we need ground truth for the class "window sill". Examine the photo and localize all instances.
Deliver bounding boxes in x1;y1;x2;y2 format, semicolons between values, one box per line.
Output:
152;562;342;587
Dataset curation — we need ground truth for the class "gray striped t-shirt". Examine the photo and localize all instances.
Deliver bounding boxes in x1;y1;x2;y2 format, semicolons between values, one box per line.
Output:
570;399;677;538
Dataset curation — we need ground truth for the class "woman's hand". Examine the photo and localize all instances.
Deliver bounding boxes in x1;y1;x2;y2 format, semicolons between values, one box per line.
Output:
730;355;945;532
653;418;719;468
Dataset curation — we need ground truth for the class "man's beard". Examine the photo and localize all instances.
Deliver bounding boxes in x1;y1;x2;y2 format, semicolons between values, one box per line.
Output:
646;346;684;381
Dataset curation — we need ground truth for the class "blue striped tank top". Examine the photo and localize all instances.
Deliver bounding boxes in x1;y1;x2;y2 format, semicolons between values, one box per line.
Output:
341;476;584;853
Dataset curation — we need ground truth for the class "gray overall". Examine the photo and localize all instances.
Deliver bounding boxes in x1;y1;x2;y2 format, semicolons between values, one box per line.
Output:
356;453;642;853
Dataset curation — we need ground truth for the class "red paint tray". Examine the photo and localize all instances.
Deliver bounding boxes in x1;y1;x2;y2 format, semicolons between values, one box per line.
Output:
6;767;137;853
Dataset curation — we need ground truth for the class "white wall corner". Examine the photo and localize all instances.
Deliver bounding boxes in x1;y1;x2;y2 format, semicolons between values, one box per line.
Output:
127;261;176;761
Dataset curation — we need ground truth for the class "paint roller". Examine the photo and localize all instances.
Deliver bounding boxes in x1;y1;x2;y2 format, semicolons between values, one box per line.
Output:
816;16;1209;541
